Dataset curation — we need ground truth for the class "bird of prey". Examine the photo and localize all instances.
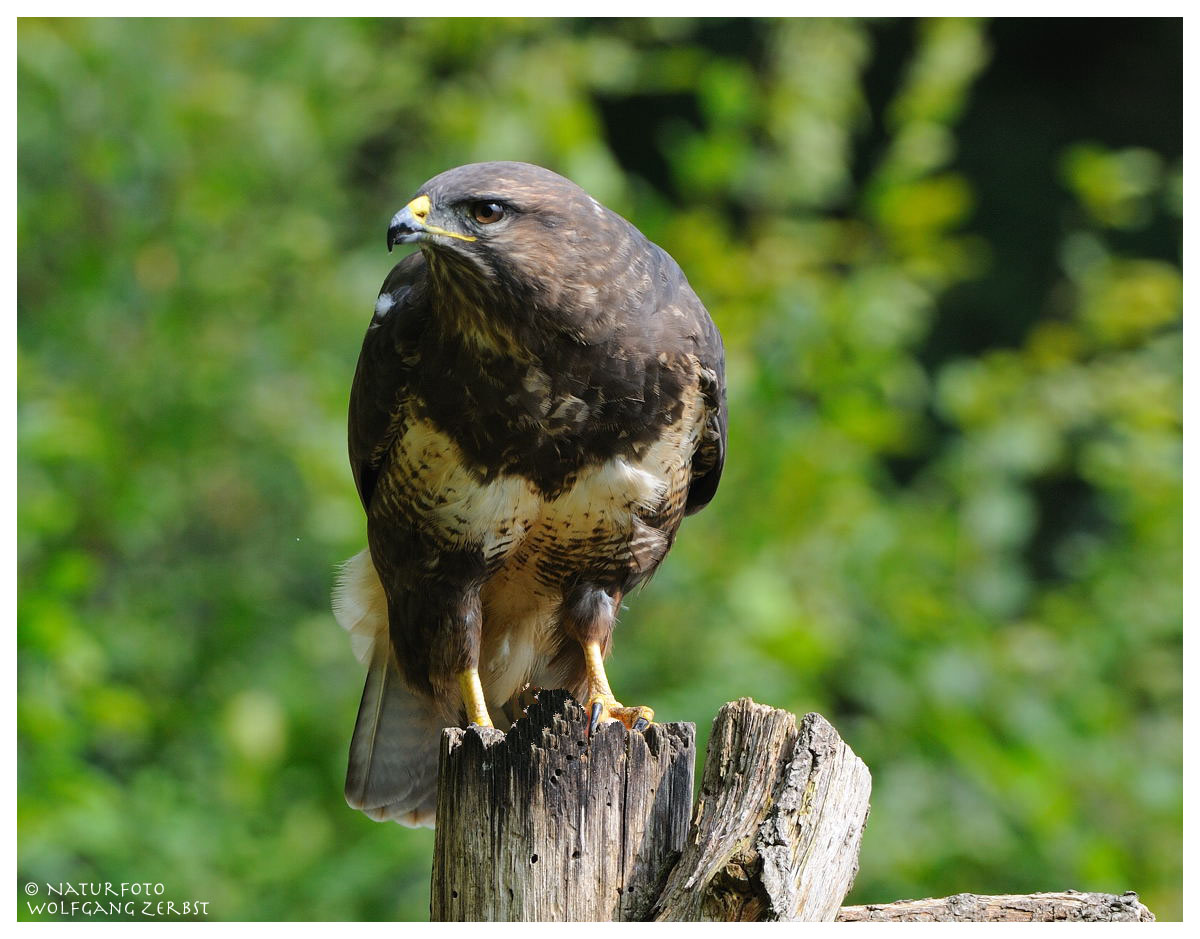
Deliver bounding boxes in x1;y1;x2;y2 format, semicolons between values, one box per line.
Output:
333;161;726;826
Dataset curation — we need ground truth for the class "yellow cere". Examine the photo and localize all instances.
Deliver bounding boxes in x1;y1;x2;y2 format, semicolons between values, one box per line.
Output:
407;194;431;220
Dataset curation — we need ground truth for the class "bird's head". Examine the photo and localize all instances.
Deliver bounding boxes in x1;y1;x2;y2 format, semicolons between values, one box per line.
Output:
387;162;653;341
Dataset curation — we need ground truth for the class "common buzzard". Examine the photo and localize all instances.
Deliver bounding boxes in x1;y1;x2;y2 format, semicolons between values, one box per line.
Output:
334;162;726;826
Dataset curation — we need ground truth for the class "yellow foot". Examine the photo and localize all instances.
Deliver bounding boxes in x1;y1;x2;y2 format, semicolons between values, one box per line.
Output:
586;694;654;736
457;668;494;728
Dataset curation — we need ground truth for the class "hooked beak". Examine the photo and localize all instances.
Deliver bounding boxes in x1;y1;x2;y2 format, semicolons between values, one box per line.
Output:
386;194;477;252
386;195;431;252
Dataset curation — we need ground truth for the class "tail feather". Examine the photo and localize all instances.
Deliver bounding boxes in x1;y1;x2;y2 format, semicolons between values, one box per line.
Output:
335;547;443;828
345;648;443;827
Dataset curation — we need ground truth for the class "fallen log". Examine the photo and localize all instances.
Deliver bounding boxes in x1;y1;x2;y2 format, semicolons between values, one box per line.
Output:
837;890;1155;922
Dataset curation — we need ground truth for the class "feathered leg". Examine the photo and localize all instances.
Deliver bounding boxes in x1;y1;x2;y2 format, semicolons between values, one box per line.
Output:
560;583;654;735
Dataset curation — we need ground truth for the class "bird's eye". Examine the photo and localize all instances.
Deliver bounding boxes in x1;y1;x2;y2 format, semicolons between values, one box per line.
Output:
472;202;506;225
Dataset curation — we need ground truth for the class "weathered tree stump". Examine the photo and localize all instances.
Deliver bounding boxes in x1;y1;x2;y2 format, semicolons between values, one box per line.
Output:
430;689;694;921
431;692;870;921
428;692;1155;922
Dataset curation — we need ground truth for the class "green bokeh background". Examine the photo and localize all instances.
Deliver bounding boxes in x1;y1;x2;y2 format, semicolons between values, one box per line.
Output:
17;17;1182;921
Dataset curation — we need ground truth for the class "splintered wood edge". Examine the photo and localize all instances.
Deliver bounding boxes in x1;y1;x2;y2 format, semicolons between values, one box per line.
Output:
650;698;795;919
759;711;872;921
652;697;871;922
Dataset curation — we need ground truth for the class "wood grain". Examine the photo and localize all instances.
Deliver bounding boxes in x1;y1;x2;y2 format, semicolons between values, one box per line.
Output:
430;689;694;921
428;694;1154;923
838;890;1155;922
651;699;872;921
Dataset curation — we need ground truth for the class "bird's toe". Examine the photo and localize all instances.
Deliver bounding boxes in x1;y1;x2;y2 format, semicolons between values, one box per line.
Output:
586;695;654;736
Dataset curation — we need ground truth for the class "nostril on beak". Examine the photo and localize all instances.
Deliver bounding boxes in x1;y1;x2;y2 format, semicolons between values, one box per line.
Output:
407;194;432;224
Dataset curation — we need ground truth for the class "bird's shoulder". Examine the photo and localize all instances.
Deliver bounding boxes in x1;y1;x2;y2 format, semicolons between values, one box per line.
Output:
657;261;726;517
348;253;431;509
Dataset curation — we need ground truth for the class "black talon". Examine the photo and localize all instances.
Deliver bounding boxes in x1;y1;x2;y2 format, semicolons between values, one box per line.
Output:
588;701;603;736
632;717;649;733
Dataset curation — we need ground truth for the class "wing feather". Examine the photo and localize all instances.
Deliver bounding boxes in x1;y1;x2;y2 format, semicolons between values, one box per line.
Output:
681;292;727;516
348;252;430;510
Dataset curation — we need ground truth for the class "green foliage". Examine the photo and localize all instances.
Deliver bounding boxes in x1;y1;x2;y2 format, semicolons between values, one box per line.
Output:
18;18;1181;921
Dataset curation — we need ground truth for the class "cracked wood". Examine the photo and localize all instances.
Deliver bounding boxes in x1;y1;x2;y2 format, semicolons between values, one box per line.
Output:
430;689;694;921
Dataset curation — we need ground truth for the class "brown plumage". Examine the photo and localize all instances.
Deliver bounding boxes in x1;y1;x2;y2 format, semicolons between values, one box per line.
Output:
333;162;726;826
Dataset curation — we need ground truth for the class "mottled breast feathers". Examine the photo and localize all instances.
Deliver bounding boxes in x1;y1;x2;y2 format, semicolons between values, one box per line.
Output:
349;249;726;515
